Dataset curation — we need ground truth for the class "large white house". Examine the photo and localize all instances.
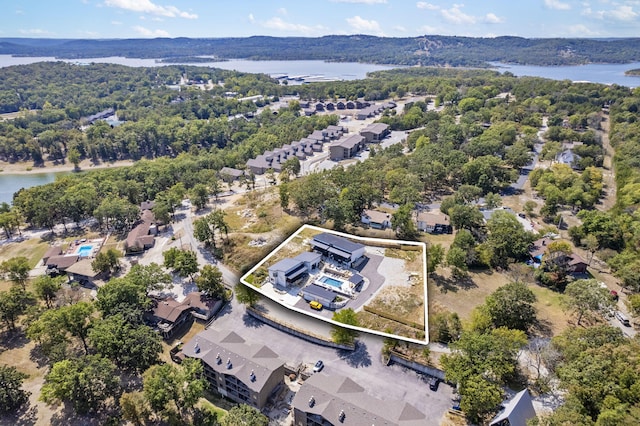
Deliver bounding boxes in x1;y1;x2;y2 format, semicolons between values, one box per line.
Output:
268;252;322;287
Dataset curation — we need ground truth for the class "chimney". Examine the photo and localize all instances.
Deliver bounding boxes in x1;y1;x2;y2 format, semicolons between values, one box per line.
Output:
226;358;232;369
308;396;315;407
194;341;200;354
216;353;221;364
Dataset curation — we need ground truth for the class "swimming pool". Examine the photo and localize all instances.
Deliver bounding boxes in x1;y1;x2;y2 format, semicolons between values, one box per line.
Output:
319;275;343;288
76;244;93;257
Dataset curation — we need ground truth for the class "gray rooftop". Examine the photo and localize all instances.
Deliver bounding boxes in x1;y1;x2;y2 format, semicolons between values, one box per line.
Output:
490;389;537;426
332;134;364;149
303;284;336;301
294;251;322;264
292;373;426;426
312;232;364;254
268;258;303;273
182;329;284;394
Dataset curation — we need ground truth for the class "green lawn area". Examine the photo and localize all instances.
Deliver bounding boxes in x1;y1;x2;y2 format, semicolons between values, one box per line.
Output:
529;283;571;335
0;237;49;268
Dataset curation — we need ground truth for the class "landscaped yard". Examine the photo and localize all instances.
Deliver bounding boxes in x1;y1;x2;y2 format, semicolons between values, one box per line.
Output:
0;237;50;268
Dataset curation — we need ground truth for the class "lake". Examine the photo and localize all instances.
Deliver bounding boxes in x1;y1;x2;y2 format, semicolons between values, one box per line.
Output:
491;61;640;88
1;54;639;202
0;55;397;81
1;54;640;87
0;171;70;205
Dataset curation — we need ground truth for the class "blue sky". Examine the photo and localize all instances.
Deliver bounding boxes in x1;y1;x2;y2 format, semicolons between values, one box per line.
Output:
3;0;640;39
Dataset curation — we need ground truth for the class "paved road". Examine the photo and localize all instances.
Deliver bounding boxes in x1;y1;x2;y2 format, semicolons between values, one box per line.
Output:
179;201;240;288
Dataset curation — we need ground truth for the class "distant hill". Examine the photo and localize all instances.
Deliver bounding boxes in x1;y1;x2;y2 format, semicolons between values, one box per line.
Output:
2;35;640;67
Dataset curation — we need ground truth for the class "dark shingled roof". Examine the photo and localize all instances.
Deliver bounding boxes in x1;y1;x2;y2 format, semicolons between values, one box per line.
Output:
312;232;364;254
292;373;426;425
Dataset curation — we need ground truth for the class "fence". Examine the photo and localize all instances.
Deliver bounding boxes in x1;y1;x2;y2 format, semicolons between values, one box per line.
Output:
246;306;355;351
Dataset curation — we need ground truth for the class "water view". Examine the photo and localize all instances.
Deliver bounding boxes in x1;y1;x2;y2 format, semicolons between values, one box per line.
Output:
2;55;640;87
0;171;69;205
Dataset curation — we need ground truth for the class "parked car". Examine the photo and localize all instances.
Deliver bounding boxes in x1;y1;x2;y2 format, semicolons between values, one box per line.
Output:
615;311;631;327
309;300;323;310
428;377;439;391
313;360;324;372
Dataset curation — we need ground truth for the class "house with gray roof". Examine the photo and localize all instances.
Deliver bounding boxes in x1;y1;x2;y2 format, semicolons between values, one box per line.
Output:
268;252;322;287
490;389;537;426
218;167;245;182
311;233;365;265
292;373;426;426
182;329;285;410
360;122;390;142
360;209;391;229
329;135;365;161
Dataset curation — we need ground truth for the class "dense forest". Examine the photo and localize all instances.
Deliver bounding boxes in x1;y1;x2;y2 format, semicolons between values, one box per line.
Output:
3;62;640;423
2;35;640;66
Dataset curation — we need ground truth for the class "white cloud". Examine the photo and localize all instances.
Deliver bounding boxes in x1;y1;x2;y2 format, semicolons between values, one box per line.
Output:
19;28;55;35
416;2;439;10
568;24;601;35
78;30;100;37
262;17;327;35
248;13;255;23
15;9;24;15
393;25;407;32
330;0;387;3
583;3;639;21
104;0;197;19
418;24;438;33
278;8;287;15
132;25;170;37
544;0;571;10
346;15;383;34
441;4;476;25
111;20;123;25
607;5;639;21
484;13;504;24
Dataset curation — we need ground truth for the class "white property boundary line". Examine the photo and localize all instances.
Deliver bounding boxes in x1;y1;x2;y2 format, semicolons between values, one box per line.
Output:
240;224;429;345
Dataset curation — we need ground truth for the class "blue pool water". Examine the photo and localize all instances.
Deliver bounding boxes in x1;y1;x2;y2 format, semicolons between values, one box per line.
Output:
319;276;343;288
77;245;93;257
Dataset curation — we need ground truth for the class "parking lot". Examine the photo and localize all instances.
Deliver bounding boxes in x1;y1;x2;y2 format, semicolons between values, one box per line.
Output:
211;297;453;425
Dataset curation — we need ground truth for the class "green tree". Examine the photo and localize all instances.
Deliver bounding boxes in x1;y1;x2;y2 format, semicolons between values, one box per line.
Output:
484;210;533;268
195;265;226;299
235;283;260;307
91;248;122;276
142;358;206;421
0;256;30;289
190;183;209;210
441;327;527;389
88;314;162;372
32;274;64;308
391;203;418;239
67;147;81;170
40;355;120;415
96;277;150;323
563;279;614;326
331;308;359;345
459;374;504;424
221;404;269;426
0;365;31;414
427;243;445;274
485;282;537;331
127;263;172;292
0;286;34;331
446;246;468;278
449;204;484;233
120;391;151;426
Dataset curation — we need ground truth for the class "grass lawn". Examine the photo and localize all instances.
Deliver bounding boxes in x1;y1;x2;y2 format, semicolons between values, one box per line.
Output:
529;284;571;336
428;268;511;321
0;237;50;268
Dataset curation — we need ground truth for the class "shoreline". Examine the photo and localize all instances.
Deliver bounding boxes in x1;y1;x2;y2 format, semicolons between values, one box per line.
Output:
0;159;135;175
